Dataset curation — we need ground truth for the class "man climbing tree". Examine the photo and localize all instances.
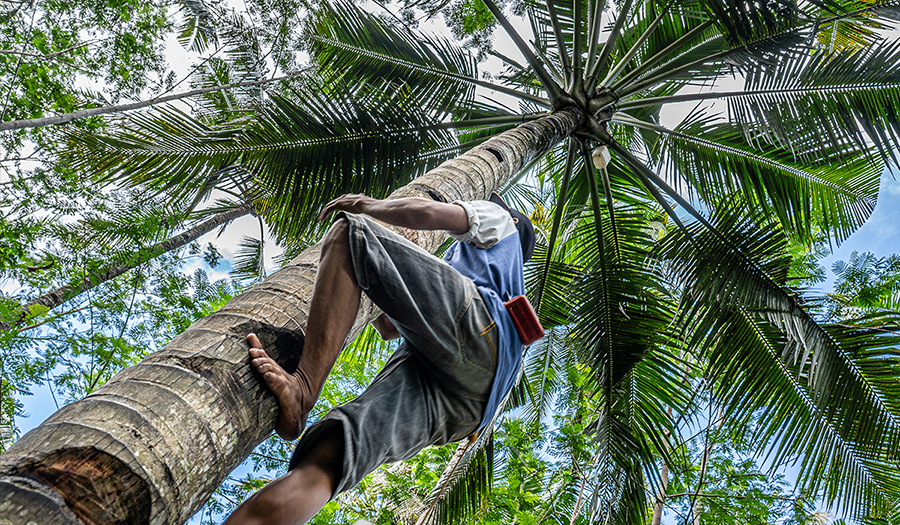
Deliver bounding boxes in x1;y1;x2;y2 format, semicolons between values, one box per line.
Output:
224;191;538;524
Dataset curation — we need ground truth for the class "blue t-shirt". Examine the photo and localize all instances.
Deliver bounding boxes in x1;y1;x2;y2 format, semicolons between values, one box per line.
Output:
442;201;526;429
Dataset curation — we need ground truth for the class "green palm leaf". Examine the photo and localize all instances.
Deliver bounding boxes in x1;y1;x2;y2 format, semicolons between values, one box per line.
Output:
545;202;681;523
630;109;883;243
525;0;590;72
729;39;900;167
232;235;267;284
413;436;494;525
665;212;900;518
65;76;461;242
174;0;220;53
307;0;550;111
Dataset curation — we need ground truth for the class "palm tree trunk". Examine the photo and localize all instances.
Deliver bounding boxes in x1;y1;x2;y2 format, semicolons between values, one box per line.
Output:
1;204;253;333
0;107;583;525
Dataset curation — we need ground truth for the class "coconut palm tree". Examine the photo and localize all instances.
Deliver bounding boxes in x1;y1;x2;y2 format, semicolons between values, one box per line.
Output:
3;0;900;522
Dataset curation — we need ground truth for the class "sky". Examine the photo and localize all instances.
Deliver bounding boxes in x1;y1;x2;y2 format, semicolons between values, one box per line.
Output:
820;169;900;284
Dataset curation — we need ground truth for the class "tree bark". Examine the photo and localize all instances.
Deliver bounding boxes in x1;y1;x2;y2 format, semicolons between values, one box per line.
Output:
650;460;669;525
0;107;583;525
1;204;253;333
0;71;308;132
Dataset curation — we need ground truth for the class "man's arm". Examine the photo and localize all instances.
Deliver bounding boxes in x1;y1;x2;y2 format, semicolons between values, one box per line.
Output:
318;194;469;233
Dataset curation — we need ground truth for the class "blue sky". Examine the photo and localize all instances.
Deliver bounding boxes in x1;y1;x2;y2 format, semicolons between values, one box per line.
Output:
819;169;900;288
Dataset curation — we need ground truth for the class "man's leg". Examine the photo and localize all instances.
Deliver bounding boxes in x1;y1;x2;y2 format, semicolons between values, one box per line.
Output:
249;217;361;440
222;425;344;525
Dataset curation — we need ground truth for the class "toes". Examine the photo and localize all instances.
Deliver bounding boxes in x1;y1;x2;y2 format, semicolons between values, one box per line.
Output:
247;333;264;350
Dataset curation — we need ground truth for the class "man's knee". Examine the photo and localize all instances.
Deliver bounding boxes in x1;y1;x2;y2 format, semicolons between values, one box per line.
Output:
292;422;345;494
322;216;351;250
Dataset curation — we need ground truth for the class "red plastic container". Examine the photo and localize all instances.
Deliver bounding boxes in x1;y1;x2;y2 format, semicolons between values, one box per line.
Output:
504;295;545;345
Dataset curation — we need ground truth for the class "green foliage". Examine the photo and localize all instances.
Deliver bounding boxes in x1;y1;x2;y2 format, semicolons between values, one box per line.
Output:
663;412;815;524
828;252;900;319
0;0;171;158
0;214;41;273
0;163;241;419
445;0;500;57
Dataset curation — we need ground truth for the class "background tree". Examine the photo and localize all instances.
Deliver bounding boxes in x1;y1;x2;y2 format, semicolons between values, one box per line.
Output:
827;251;900;318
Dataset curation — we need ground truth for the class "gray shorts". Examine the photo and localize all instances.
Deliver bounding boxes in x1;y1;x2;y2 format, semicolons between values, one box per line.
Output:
288;213;498;494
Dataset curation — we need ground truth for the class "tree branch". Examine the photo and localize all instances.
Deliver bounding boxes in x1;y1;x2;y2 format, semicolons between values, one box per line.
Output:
0;69;312;132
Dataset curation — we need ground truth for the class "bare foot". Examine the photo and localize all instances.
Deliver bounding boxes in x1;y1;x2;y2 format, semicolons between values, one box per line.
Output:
247;333;314;440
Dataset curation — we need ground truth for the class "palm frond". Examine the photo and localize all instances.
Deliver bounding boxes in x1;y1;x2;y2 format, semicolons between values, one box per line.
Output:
825;311;900;419
816;0;900;51
81;193;190;248
598;1;675;89
701;0;806;47
617;0;900;100
626;110;883;243
414;436;494;525
240;88;458;241
67;105;246;211
174;0;221;53
665;212;900;518
64;76;461;243
590;0;636;86
532;139;579;320
730;39;900;168
609;16;718;94
525;0;590;83
619;28;812;98
522;327;571;426
185;12;291;123
569;214;673;391
231;235;266;284
476;0;562;100
215;11;268;86
307;0;549;112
